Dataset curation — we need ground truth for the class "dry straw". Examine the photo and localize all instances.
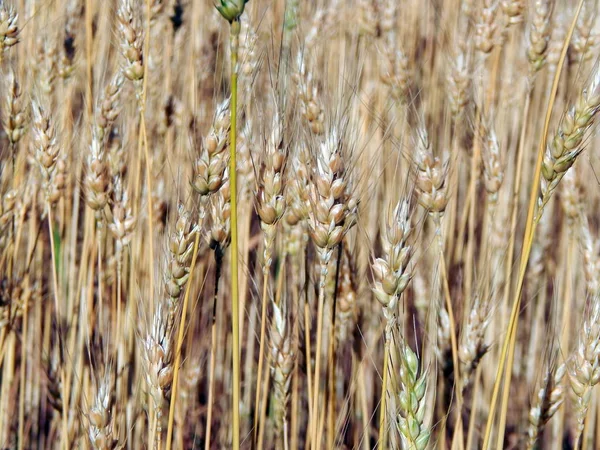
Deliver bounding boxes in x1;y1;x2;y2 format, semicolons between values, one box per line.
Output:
4;0;600;449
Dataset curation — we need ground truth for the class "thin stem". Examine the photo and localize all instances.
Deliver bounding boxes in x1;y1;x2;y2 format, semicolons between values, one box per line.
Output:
378;338;390;449
229;19;242;450
141;114;155;305
303;239;314;432
258;254;288;449
206;246;224;450
326;336;335;450
257;351;272;449
500;89;531;354
17;283;28;450
116;249;123;361
152;409;160;450
464;111;481;314
582;396;594;450
47;205;60;326
290;252;302;450
85;0;93;119
253;236;274;445
304;298;314;428
48;204;69;450
359;357;370;450
466;365;482;450
327;244;343;449
205;312;218;450
434;213;463;448
284;419;290;450
96;224;104;330
310;253;330;449
560;232;575;356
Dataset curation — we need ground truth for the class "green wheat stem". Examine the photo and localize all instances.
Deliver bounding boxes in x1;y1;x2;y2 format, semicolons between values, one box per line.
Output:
229;19;241;450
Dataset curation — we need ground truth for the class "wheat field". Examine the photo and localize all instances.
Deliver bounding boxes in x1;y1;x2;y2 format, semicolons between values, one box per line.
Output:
1;0;600;449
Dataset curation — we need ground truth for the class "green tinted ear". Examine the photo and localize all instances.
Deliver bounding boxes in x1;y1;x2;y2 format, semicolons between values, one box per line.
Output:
215;0;250;23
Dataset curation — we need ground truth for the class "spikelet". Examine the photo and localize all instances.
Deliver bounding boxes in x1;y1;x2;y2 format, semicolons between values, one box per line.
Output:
380;42;410;104
270;301;295;446
560;169;580;228
538;68;600;217
96;74;125;142
108;177;136;257
307;127;358;263
581;217;600;296
335;246;357;343
293;54;325;135
210;178;231;250
475;1;497;54
59;1;79;79
527;0;553;77
501;0;524;25
215;0;250;23
481;116;503;207
144;299;175;446
191;99;230;196
117;0;144;86
285;144;311;226
394;337;430;450
459;295;492;389
526;361;565;449
0;189;16;233
569;296;600;445
256;117;286;232
447;45;471;120
38;36;57;98
414;127;448;214
569;0;595;66
3;71;26;145
0;1;19;56
87;369;120;450
30;101;63;204
164;205;198;302
372;199;413;325
85;133;110;214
